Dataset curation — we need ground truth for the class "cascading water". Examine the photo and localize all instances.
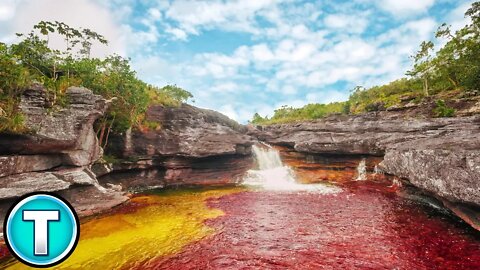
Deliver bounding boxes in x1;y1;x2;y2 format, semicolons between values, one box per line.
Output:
373;164;383;175
355;158;367;181
242;143;341;193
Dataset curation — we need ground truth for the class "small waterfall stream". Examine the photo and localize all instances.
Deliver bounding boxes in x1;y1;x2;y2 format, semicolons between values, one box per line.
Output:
242;143;341;193
355;158;367;181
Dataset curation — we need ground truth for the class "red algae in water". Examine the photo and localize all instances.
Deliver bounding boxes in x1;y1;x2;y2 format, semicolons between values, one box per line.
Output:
141;181;480;270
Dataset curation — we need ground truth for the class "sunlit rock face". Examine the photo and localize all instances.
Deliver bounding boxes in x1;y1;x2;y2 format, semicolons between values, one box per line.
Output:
0;85;128;223
253;113;479;156
108;104;254;158
101;104;255;190
379;135;480;230
252;112;480;230
0;85;106;165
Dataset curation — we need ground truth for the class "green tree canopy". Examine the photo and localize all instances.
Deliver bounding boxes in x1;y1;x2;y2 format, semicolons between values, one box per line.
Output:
0;21;193;140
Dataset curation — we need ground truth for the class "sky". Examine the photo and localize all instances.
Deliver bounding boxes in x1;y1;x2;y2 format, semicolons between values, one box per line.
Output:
0;0;476;123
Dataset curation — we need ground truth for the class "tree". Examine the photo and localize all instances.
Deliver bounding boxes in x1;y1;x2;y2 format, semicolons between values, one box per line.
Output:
251;113;265;124
1;21;194;141
158;85;193;104
407;41;435;96
432;4;480;91
250;1;480;125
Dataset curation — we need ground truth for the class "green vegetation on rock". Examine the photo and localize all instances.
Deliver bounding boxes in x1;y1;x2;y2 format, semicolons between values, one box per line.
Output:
0;21;192;136
251;2;480;125
251;103;345;125
433;100;456;118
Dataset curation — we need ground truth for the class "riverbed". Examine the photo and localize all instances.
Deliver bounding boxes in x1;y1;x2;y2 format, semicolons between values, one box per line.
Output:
0;147;479;269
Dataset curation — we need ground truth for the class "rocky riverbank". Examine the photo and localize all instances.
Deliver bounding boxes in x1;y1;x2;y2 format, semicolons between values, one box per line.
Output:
251;110;480;230
0;84;478;231
0;85;254;223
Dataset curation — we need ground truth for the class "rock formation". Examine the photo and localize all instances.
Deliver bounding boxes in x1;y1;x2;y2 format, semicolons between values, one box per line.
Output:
0;84;127;218
252;112;480;230
100;104;254;190
1;83;478;232
0;86;255;223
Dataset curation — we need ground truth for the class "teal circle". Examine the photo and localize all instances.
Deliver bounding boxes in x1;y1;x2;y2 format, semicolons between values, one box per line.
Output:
5;194;78;267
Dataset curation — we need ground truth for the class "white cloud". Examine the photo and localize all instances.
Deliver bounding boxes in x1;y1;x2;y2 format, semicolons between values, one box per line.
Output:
162;11;439;122
0;0;126;57
131;55;179;86
377;0;436;16
219;104;239;120
164;0;277;37
2;0;470;124
306;90;349;104
282;85;297;95
0;0;16;21
148;8;162;20
251;44;275;62
324;14;368;33
211;82;240;93
165;27;188;41
446;1;474;31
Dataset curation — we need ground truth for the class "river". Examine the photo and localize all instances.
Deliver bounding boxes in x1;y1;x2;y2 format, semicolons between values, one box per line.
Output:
1;145;479;269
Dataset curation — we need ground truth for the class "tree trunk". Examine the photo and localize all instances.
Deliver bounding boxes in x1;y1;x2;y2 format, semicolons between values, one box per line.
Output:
98;121;106;148
448;74;459;89
424;76;429;97
53;62;56;82
103;117;115;149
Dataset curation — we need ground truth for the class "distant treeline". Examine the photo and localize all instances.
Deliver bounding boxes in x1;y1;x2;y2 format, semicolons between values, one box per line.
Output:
251;2;480;125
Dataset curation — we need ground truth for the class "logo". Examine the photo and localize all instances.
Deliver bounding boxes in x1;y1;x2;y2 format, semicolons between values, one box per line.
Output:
3;192;79;268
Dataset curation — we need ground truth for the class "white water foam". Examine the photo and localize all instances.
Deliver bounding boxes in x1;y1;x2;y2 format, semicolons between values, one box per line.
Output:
355;158;367;181
242;143;341;193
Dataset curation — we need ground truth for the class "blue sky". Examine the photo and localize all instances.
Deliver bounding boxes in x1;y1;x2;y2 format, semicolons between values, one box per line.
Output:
0;0;475;122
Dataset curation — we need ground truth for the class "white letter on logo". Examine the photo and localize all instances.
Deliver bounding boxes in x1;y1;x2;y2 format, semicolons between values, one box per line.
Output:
23;210;60;255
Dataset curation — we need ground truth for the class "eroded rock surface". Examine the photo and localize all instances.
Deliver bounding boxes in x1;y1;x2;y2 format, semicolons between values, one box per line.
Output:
102;104;254;190
0;85;106;165
0;154;62;178
0;84;127;222
109;104;253;158
254;113;478;156
253;112;480;229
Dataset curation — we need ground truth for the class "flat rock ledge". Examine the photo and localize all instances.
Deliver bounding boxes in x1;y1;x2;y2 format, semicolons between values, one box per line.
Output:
253;112;480;230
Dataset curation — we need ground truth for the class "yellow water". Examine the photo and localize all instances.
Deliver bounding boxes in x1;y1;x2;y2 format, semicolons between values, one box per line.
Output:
3;187;242;269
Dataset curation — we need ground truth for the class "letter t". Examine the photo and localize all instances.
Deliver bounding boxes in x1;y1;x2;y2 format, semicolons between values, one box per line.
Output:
23;210;60;256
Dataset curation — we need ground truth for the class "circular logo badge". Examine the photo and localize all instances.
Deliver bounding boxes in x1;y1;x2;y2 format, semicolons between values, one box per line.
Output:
3;192;79;268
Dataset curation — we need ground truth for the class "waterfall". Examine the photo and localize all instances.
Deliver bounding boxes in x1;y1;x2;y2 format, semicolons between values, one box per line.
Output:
243;143;341;193
355;158;367;181
252;142;284;170
243;144;297;189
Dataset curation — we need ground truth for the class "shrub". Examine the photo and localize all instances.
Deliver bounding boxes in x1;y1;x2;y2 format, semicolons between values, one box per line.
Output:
433;100;455;117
